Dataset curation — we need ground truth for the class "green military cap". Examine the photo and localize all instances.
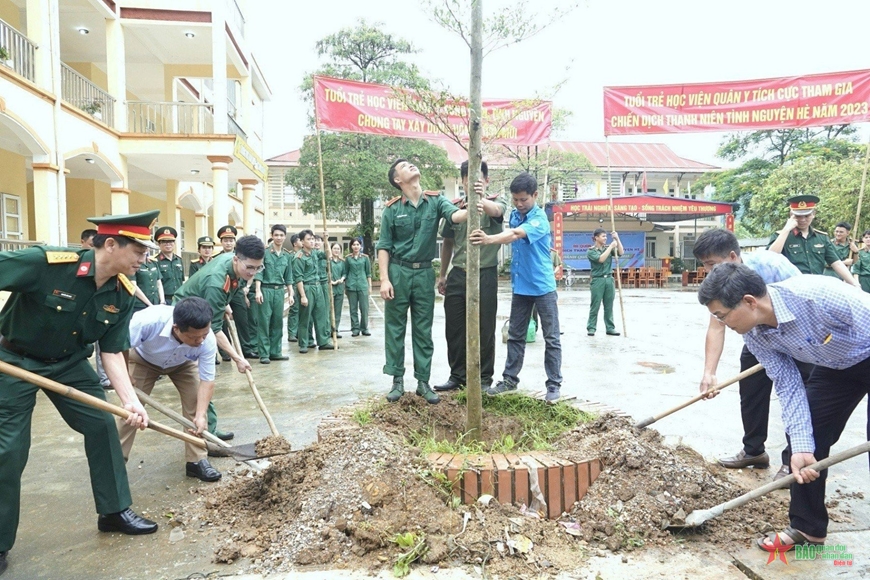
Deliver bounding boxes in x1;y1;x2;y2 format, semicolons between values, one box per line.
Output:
197;236;215;247
155;226;178;242
217;225;237;239
787;195;820;216
88;209;160;250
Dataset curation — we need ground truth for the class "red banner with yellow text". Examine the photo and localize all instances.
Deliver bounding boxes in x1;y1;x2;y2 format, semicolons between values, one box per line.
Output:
604;69;870;135
314;76;551;145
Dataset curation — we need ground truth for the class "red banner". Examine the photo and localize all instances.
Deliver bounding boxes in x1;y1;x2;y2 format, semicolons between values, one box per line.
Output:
314;76;551;145
604;69;870;135
552;195;734;216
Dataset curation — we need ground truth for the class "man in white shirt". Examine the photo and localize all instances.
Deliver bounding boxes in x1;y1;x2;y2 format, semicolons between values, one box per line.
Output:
115;297;221;482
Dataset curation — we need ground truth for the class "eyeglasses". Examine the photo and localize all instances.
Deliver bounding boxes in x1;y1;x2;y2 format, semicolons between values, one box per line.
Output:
237;259;265;273
711;308;735;323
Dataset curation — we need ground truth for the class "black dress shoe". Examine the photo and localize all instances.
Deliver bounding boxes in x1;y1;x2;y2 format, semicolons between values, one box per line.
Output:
433;378;464;392
270;355;290;361
319;344;335;350
718;450;770;469
97;508;158;535
606;331;621;336
186;459;222;482
213;430;234;441
0;551;7;576
361;330;371;336
288;336;298;343
244;352;259;359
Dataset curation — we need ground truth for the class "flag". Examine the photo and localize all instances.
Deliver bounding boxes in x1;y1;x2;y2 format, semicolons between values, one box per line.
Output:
662;178;669;196
641;172;648;193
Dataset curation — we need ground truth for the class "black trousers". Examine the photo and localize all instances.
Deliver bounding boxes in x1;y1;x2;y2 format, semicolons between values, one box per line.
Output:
740;345;814;465
789;355;870;538
443;266;498;385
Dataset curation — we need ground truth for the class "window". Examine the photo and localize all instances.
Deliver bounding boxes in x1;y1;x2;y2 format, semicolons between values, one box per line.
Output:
179;219;186;252
645;239;656;259
1;194;21;239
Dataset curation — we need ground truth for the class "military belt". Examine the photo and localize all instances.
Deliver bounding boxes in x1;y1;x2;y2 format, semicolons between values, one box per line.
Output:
0;337;67;363
260;283;285;288
391;257;432;270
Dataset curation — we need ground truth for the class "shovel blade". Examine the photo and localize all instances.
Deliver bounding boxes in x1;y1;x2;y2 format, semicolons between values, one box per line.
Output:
206;442;291;461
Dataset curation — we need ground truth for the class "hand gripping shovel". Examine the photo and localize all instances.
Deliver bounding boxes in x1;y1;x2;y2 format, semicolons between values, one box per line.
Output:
0;359;286;462
670;439;870;529
226;316;280;437
635;364;763;429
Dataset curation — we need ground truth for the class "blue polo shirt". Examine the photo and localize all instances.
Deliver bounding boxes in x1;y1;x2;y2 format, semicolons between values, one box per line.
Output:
509;204;556;296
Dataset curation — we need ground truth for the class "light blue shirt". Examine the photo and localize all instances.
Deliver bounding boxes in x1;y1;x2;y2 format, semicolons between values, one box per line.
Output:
743;275;870;454
741;249;801;283
509;204;556;296
129;305;217;382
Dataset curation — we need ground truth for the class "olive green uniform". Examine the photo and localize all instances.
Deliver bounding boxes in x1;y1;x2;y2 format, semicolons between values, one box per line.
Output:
286;251;300;341
293;249;331;349
188;257;210;278
134;259;162;311
156;253;184;300
768;228;839;275
344;254;371;335
173;253;243;433
824;241;852;278
0;247;136;552
306;253;332;347
213;250;256;356
586;245;617;334
852;249;870;293
256;247;293;358
377;192;458;381
330;258;346;330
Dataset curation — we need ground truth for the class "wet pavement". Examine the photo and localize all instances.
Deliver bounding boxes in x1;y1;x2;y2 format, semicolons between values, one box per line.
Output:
7;281;870;579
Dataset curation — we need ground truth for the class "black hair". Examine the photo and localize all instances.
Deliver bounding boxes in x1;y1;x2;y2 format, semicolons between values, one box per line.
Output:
314;235;323;241
234;235;265;260
698;263;767;308
835;222;852;231
460;160;489;180
592;228;607;238
290;234;299;245
298;229;314;242
271;224;287;234
509;172;538;195
388;158;406;191
91;234;131;249
173;297;213;332
80;229;97;242
693;228;741;261
864;229;870;238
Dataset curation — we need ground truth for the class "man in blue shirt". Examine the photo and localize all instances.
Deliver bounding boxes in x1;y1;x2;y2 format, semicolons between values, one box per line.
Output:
470;172;562;402
699;263;870;551
116;297;222;482
693;229;807;480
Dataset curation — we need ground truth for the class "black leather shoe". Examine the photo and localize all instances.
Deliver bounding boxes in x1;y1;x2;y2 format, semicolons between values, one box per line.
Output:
319;344;335;350
97;508;158;535
221;353;232;362
244;352;259;360
361;330;371;336
606;331;621;336
186;459;222;482
0;551;7;576
288;336;298;343
718;450;770;469
433;378;464;392
259;357;270;364
214;430;234;441
270;355;290;361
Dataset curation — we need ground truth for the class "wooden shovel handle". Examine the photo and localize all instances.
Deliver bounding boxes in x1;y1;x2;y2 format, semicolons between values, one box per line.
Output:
225;316;280;436
0;358;208;450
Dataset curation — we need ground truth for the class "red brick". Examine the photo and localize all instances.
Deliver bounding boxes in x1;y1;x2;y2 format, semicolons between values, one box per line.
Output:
475;456;495;496
491;455;512;505
462;469;479;504
577;460;590;500
444;454;463;497
530;452;563;518
426;453;446;467
590;458;601;484
514;464;529;506
561;460;577;511
503;453;523;467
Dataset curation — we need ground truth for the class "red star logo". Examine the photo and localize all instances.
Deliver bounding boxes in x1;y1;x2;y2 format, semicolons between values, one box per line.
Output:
761;533;790;565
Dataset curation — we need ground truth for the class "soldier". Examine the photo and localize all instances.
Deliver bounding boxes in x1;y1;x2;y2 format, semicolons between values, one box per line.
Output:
329;243;346;338
133;253;164;313
80;228;97;249
188;236;215;277
586;229;623;337
825;221;858;279
306;235;332;347
173;235;265;441
154;226;184;302
434;160;506;393
853;229;870;293
286;234;303;343
214;225;258;360
378;159;467;404
0;211;162;577
293;230;334;353
344;238;372;337
254;225;294;364
768;195;859;285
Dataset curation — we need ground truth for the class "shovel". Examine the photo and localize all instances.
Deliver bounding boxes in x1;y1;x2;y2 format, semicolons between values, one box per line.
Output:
634;364;763;428
670;439;870;529
0;359;286;462
226;316;280;437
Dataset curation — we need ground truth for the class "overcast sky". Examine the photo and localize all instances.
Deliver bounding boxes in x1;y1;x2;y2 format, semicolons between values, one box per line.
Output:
246;0;870;167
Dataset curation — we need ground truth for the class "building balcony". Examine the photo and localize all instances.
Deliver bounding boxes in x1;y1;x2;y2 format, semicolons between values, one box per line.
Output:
0;17;36;83
127;101;215;135
60;64;116;128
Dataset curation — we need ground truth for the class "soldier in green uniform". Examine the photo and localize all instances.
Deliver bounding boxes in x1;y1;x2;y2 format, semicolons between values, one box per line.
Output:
286;234;302;343
188;236;215;277
0;211;163;576
293;230;335;353
306;235;333;347
173;235;265;441
254;224;293;364
329;243;346;338
154;226;184;302
378;159;467;404
213;226;258;359
824;222;858;278
133;255;164;312
344;238;372;337
434;161;506;393
852;229;870;293
768;195;859;286
586;229;623;336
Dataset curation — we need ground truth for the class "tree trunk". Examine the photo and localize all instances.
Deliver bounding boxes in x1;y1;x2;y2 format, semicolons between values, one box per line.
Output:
465;0;484;440
361;199;375;258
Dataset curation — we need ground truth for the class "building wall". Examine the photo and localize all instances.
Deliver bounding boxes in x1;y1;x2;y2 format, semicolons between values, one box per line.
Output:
65;178;111;237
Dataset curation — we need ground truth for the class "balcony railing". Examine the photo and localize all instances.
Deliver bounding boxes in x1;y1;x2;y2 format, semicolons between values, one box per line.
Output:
227;0;245;37
127;102;215;134
0;18;35;82
227;114;246;139
60;63;116;127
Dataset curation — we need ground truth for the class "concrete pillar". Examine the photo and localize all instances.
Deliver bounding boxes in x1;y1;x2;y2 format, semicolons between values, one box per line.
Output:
25;0;52;90
209;156;232;227
164;180;179;229
239;75;252;131
211;2;228;133
110;187;130;214
32;163;59;244
105;18;127;131
195;212;208;239
239;178;257;236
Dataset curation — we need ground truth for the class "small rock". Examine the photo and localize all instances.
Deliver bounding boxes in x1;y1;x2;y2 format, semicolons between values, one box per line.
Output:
169;527;185;544
622;555;628;563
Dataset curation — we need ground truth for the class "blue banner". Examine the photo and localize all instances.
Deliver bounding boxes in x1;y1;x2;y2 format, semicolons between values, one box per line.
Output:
562;231;646;270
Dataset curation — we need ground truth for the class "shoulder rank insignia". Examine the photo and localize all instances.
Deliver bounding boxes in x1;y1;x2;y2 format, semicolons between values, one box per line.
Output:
46;251;79;264
117;273;135;295
424;190;440;196
385;196;402;207
223;275;232;293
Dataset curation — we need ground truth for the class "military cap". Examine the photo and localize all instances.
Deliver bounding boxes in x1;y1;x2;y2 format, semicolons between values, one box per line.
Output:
155;226;178;242
197;235;215;247
88;209;159;250
217;225;237;239
787;195;820;216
